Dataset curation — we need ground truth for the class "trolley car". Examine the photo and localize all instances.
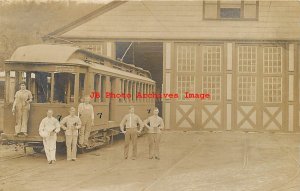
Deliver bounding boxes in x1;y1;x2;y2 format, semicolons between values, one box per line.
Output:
1;44;155;152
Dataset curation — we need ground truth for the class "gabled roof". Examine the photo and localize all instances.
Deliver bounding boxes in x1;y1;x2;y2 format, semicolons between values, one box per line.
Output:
45;1;300;41
43;1;126;40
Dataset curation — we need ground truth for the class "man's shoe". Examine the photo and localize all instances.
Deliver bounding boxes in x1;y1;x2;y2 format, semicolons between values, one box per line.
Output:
132;157;136;160
48;161;52;164
155;157;160;160
71;159;76;161
23;132;28;136
124;156;128;159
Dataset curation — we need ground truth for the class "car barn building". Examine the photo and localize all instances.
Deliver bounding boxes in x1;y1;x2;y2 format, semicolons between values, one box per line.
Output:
44;0;300;132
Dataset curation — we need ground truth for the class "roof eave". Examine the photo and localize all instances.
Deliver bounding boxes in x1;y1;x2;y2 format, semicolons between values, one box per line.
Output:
42;1;127;41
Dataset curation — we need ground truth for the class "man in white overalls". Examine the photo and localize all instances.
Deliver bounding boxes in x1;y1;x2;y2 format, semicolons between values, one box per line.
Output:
12;82;33;136
78;96;94;148
39;109;60;164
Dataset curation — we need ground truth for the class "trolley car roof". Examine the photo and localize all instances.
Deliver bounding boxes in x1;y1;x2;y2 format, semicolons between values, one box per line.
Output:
6;44;154;83
8;44;79;63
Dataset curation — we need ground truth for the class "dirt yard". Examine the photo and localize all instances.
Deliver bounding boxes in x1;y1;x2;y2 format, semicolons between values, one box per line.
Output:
0;131;300;191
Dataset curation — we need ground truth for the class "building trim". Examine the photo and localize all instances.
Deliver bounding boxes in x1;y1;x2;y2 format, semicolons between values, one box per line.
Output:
43;1;126;40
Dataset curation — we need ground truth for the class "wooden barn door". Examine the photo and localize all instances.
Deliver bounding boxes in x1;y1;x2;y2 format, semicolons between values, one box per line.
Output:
234;44;287;132
173;43;226;130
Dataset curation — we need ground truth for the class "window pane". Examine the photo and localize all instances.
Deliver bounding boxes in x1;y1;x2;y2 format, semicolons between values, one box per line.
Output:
0;81;4;100
24;72;51;103
177;45;196;72
35;72;51;103
79;73;85;102
238;46;257;73
263;77;282;103
54;73;75;103
263;47;282;74
203;46;222;72
177;75;195;101
238;76;256;102
220;8;241;18
202;76;221;101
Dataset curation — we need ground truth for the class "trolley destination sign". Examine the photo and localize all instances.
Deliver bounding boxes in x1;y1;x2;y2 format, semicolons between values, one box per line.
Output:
55;66;75;73
90;91;211;99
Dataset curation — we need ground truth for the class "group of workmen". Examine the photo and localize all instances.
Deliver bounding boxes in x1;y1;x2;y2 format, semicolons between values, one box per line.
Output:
12;82;164;164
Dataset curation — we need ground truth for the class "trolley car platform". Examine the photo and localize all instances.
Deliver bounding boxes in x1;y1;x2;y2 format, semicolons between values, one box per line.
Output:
1;131;300;191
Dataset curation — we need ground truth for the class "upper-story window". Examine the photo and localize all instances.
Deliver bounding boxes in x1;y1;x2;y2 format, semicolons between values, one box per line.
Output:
204;0;258;20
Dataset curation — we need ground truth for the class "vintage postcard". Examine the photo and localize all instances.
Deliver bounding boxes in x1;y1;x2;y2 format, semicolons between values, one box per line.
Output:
0;0;300;190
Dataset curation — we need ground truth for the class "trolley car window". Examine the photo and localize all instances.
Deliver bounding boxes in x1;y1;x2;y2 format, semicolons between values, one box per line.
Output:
35;72;51;103
23;72;51;103
53;73;75;103
94;74;106;103
79;73;85;102
119;79;124;103
0;81;4;100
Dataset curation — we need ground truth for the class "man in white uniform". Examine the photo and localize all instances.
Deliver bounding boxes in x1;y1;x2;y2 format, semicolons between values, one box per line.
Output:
60;107;81;161
39;109;60;164
78;96;94;147
120;106;144;160
12;82;33;136
143;107;164;160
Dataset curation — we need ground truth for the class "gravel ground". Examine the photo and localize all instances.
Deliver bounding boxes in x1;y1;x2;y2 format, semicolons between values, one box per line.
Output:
0;131;300;191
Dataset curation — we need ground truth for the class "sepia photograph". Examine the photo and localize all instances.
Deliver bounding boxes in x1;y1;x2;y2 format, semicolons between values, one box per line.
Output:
0;0;300;190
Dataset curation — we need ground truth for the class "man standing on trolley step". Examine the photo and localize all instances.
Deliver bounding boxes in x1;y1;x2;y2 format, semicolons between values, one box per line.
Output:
120;106;144;160
60;107;81;161
78;96;94;148
12;82;33;136
143;107;164;160
39;109;60;164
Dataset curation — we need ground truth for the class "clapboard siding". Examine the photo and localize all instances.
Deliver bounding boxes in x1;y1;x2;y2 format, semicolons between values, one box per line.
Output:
61;1;300;40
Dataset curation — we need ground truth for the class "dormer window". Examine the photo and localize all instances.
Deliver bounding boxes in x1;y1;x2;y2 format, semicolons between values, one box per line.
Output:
204;0;258;20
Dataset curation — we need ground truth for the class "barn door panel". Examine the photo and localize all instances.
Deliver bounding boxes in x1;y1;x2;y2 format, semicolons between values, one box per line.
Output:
262;46;286;131
176;104;196;128
199;45;225;130
174;44;197;128
235;45;259;131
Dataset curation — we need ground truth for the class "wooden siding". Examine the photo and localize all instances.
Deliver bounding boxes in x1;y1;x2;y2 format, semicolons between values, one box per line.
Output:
60;1;300;40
